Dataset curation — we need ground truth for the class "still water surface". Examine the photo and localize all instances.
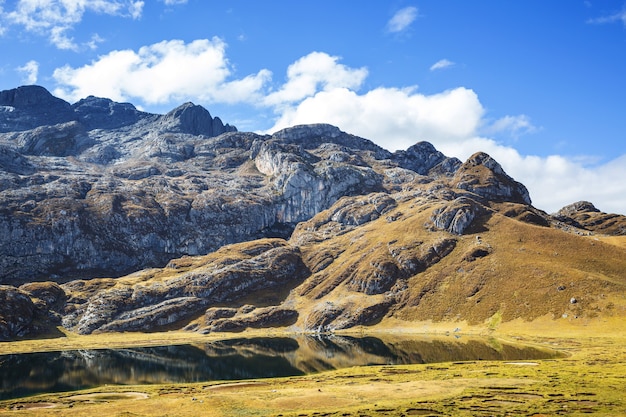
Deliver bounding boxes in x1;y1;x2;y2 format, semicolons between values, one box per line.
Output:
0;335;561;400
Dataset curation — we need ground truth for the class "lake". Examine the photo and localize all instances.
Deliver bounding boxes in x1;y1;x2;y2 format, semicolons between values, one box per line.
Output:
0;334;562;400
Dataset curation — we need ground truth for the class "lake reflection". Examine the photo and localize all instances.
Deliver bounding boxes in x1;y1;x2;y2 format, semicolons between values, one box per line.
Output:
0;335;561;400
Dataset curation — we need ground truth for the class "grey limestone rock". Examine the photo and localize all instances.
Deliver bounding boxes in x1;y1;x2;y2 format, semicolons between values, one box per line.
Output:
392;141;461;176
158;102;237;136
430;197;487;235
0;85;77;132
72;96;148;130
62;239;309;334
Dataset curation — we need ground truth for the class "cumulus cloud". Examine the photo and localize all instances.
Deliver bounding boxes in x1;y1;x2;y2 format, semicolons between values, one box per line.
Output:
264;52;368;106
430;59;455;71
53;38;271;105
2;0;144;50
16;60;39;84
387;6;418;33
267;86;484;152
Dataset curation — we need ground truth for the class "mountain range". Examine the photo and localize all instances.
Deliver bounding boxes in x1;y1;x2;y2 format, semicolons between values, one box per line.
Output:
1;85;625;341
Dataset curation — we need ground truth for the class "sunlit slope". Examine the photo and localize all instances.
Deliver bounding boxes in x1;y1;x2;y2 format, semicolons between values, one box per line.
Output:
287;196;626;330
57;193;626;334
43;149;626;336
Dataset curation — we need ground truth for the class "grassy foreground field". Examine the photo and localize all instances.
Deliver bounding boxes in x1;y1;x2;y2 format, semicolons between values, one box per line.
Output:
1;322;626;417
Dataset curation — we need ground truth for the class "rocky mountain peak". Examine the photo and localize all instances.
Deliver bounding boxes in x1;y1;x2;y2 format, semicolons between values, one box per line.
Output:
553;201;625;235
0;85;60;107
160;102;236;136
392;141;461;176
71;96;148;130
557;201;600;216
452;151;531;205
0;85;76;132
273;124;390;158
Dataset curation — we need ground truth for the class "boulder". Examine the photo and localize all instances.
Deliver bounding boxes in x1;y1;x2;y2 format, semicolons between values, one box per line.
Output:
429;197;487;235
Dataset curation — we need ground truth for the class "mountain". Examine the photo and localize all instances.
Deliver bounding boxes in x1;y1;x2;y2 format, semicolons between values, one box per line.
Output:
1;85;625;341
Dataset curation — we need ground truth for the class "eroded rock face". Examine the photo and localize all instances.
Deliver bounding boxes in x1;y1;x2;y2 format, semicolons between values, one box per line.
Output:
61;239;309;334
0;286;36;340
429;197;487;235
452;152;531;205
199;306;299;333
1;87;474;284
0;283;63;340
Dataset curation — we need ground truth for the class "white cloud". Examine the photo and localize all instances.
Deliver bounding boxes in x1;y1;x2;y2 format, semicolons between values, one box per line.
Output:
430;59;455;71
53;38;271;105
16;60;39;84
163;0;187;4
483;114;538;139
86;33;105;50
264;52;368;106
2;0;144;49
50;26;77;50
387;6;418;33
587;7;626;27
267;86;484;152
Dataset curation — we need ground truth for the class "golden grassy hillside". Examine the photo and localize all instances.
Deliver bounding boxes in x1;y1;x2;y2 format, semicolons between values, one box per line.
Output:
286;194;626;333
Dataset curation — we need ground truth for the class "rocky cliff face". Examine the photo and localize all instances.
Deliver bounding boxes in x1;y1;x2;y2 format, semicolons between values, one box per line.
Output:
0;87;457;284
1;85;625;339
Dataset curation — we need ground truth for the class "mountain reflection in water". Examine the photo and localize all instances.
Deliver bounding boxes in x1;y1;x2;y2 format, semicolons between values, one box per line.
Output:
0;335;561;400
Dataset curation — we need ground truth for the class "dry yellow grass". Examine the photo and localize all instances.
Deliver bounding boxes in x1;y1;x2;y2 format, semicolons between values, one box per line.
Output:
288;195;626;332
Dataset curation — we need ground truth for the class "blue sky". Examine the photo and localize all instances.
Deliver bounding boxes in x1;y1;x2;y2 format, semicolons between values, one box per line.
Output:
1;0;625;214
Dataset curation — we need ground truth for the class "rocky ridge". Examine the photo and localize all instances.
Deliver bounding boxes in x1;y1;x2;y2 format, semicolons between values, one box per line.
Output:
1;85;625;340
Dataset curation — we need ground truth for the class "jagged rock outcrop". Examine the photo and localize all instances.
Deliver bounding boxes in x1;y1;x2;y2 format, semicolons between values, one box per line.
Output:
452;152;531;205
0;283;63;340
158;102;236;136
393;141;461;176
0;85;76;132
61;239;309;334
429;197;488;235
554;201;626;235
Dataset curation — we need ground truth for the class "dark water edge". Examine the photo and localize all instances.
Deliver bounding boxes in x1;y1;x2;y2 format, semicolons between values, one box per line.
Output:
0;335;562;400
